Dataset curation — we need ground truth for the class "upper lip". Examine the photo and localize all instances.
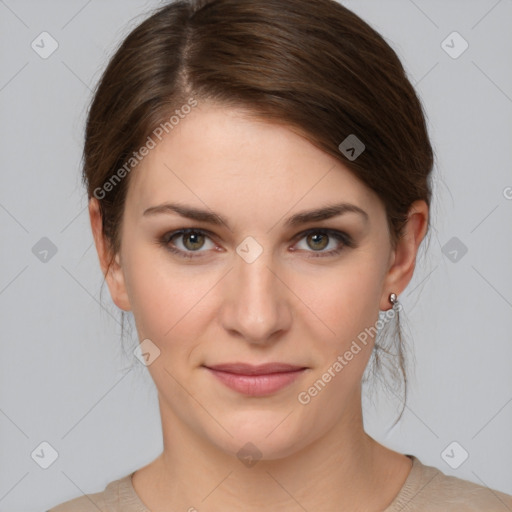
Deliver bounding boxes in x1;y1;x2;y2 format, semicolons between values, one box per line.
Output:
204;362;307;375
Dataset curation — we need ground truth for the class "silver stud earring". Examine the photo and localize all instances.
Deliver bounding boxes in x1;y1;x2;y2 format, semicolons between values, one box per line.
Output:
389;292;398;306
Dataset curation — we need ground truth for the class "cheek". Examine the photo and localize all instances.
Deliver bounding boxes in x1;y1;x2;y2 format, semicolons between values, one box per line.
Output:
308;260;383;339
295;266;382;421
297;259;385;402
120;245;227;431
122;243;219;353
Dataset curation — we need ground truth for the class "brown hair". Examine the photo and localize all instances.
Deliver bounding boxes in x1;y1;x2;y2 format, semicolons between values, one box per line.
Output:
83;0;434;421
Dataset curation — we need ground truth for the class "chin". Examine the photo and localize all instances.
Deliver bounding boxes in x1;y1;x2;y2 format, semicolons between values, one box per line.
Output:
203;410;313;463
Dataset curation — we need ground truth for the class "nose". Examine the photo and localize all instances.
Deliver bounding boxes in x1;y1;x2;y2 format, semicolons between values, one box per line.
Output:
219;244;293;345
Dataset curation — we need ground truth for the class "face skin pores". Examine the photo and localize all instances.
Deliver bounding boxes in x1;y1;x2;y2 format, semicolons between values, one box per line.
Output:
90;101;428;511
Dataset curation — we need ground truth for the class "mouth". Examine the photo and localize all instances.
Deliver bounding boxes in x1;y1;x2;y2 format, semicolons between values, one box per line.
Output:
202;362;308;396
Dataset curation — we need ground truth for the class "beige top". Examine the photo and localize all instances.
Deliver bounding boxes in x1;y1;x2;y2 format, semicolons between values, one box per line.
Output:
47;454;512;511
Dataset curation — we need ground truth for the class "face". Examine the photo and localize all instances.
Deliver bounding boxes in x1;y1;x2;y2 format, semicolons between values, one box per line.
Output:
97;102;414;461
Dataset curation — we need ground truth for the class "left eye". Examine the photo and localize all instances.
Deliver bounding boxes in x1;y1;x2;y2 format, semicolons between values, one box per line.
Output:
294;230;347;255
294;229;350;256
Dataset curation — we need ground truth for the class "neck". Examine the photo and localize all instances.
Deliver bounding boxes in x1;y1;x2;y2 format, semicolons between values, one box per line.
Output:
132;386;410;511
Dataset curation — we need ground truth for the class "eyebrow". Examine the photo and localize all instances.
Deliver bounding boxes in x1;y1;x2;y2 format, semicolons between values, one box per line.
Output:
142;201;369;229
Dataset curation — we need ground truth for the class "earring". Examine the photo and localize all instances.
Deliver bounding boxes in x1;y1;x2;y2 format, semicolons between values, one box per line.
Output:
389;292;398;306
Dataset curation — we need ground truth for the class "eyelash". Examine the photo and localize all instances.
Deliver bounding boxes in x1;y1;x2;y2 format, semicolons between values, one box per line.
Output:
158;228;355;260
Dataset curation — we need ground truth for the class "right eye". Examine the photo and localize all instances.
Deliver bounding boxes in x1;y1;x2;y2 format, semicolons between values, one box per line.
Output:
160;228;217;259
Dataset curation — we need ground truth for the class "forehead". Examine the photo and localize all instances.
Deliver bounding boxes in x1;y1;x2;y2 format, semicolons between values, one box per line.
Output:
125;103;382;225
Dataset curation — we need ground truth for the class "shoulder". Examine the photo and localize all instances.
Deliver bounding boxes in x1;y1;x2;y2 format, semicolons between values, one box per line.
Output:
391;455;512;511
46;473;138;512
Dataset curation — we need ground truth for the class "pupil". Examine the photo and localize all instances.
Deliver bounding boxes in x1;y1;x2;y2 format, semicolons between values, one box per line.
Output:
186;232;203;250
310;233;327;250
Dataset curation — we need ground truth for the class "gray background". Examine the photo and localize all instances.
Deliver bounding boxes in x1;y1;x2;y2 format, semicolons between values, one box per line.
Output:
1;0;511;510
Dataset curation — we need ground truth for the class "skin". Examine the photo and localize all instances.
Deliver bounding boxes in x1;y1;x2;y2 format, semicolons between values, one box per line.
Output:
90;102;428;511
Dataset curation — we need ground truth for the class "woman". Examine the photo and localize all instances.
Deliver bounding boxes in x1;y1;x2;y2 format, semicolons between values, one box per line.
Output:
49;0;512;510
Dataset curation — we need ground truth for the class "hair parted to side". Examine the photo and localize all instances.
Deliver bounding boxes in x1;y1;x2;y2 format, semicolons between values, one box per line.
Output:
83;0;434;424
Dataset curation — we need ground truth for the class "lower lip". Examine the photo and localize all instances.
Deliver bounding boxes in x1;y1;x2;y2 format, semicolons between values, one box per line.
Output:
205;368;306;396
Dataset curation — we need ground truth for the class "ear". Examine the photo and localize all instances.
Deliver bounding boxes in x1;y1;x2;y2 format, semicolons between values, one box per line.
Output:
379;200;429;311
89;197;132;311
